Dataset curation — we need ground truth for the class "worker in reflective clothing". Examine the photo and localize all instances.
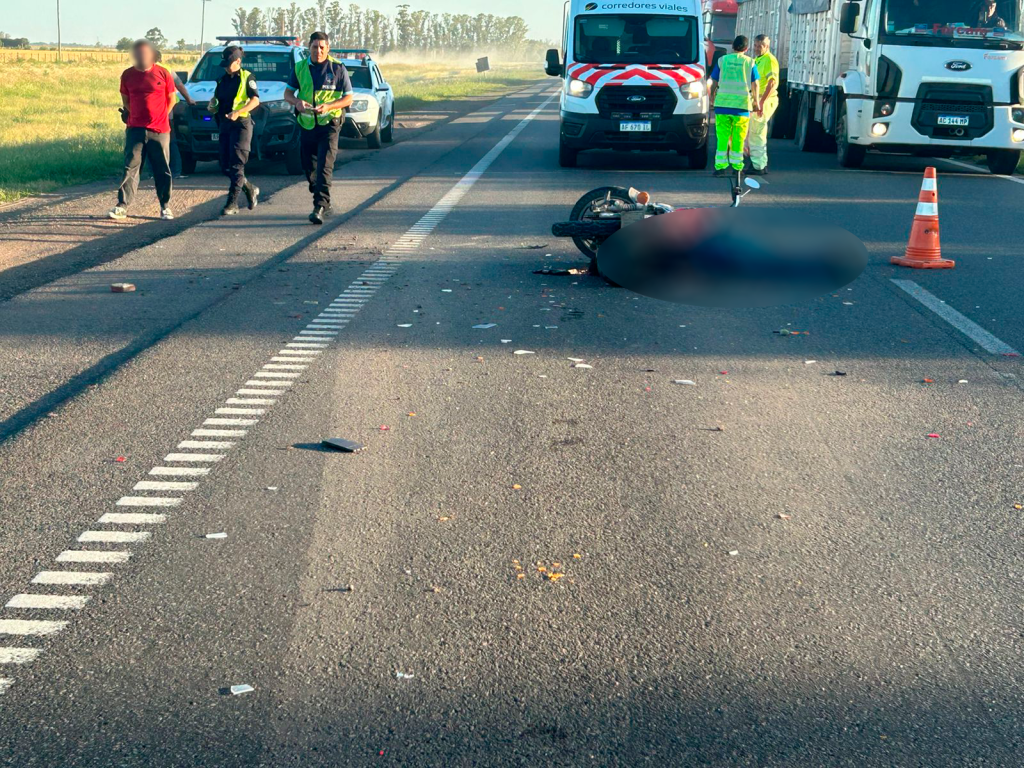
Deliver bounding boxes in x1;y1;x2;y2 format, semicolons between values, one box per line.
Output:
284;30;354;225
748;34;780;175
209;45;261;215
708;36;760;176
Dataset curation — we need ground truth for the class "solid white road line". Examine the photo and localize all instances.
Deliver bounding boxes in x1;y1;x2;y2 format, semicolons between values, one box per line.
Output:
57;550;131;563
892;279;1020;355
116;496;183;507
940;157;1024;185
98;512;167;525
0;620;67;636
78;531;151;543
6;594;90;610
32;572;111;586
0;648;41;664
164;453;224;462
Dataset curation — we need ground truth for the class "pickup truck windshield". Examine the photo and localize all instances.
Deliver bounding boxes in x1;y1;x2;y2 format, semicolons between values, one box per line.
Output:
344;66;373;89
574;14;700;64
883;0;1024;42
190;51;295;82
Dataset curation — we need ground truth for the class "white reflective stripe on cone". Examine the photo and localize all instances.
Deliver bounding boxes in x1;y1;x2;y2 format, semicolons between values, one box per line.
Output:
916;202;938;216
921;178;937;191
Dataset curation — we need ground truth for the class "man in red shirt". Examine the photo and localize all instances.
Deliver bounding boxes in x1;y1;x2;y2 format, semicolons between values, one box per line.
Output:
109;40;176;221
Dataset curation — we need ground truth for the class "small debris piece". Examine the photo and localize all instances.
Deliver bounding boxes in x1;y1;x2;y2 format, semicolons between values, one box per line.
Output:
572;363;593;369
379;425;390;432
322;438;365;452
512;484;522;490
926;433;940;439
573;553;582;559
229;684;254;695
567;357;585;362
1014;504;1023;510
517;573;526;579
958;380;968;384
673;379;697;386
728;550;739;556
805;360;817;365
115;456;127;463
205;532;228;539
547;572;565;582
110;283;135;293
437;516;450;522
514;350;535;355
472;323;497;329
395;671;415;680
501;339;512;343
719;371;728;375
441;289;452;293
777;513;792;520
523;244;548;250
831;371;847;376
396;324;412;328
923;378;935;384
407;412;416;417
266;486;278;491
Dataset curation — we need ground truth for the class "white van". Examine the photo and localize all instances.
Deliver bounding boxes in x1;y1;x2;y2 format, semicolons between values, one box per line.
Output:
545;0;710;168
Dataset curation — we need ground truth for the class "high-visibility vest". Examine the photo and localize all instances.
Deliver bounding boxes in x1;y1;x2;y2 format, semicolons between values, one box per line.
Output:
715;53;754;112
224;69;254;118
155;62;178;105
755;52;780;106
294;57;344;129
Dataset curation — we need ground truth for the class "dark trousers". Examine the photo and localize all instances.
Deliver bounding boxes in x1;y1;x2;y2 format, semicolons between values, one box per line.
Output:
300;120;340;208
218;117;253;204
117;128;172;208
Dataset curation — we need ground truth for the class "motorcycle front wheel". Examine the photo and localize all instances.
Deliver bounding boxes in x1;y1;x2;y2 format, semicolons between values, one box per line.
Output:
567;186;634;261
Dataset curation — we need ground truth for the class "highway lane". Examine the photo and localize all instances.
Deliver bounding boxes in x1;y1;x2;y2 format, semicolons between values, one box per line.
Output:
1;89;1023;766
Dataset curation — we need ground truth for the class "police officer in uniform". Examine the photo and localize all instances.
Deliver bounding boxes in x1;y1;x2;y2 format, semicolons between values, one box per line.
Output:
210;45;260;215
284;31;354;225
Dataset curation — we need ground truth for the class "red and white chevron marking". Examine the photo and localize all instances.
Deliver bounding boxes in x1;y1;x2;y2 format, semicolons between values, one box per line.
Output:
565;62;705;88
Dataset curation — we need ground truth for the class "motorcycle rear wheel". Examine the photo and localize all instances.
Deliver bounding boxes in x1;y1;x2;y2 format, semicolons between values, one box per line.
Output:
567;186;633;260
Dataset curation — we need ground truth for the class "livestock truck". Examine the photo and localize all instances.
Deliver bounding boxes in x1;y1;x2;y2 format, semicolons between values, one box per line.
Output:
735;0;1024;172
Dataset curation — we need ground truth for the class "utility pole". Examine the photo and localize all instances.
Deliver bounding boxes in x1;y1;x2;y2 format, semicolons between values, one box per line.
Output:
199;0;213;52
56;0;62;62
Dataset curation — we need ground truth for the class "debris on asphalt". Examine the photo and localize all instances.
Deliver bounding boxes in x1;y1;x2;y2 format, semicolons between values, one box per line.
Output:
958;380;968;384
533;268;585;276
547;572;566;582
522;244;548;250
572;363;593;369
728;550;739;556
396;323;412;328
441;289;452;293
472;323;497;329
266;486;278;491
114;456;126;463
229;684;254;695
673;379;696;386
719;370;728;375
777;513;792;520
395;671;415;680
110;283;136;293
205;532;228;539
573;553;582;559
926;433;940;438
805;360;817;365
379;425;390;432
830;371;847;376
514;350;535;355
512;484;522;490
501;339;512;343
321;438;366;452
774;329;809;336
923;378;935;384
567;357;585;362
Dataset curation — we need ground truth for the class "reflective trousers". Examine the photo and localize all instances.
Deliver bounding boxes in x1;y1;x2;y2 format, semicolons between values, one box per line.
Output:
714;113;749;170
748;99;778;171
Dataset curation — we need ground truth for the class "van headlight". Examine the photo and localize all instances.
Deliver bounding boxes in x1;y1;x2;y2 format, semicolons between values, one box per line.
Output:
681;80;705;100
349;99;371;113
567;78;593;98
265;100;293;113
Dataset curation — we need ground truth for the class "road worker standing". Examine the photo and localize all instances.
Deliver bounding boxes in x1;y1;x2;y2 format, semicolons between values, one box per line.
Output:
209;45;261;215
748;34;780;175
284;31;354;225
708;36;760;177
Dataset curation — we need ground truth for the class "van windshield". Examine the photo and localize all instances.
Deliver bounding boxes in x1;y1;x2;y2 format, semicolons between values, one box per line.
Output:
574;14;700;64
883;0;1024;43
190;51;295;82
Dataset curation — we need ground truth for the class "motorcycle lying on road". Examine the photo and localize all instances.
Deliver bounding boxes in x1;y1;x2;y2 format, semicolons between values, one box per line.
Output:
550;170;761;277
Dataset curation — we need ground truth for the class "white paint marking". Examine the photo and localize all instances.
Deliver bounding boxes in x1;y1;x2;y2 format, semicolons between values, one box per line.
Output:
262;364;306;370
99;512;167;525
0;678;12;694
165;452;226;462
6;594;89;610
226;398;276;405
79;531;150;543
277;349;320;355
192;429;247;437
150;466;210;477
245;379;293;386
0;620;67;636
57;550;131;564
132;480;198;492
116;496;182;507
941;157;1024;185
216;407;267;414
0;648;41;664
286;343;329;348
255;372;301;378
891;279;1020;355
179;440;235;449
204;418;258;426
237;389;284;396
31;572;111;586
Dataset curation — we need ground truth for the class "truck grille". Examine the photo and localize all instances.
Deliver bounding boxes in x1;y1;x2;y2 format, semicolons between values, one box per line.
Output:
596;86;676;119
912;84;992;140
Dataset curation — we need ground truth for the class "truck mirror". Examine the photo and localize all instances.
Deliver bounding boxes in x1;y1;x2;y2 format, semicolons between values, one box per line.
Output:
839;2;861;34
545;48;564;77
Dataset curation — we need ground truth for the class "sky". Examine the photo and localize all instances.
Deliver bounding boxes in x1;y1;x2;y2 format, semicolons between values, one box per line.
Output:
2;0;562;46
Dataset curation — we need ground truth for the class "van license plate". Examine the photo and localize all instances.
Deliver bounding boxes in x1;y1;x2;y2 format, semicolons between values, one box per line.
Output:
937;115;969;126
620;120;652;132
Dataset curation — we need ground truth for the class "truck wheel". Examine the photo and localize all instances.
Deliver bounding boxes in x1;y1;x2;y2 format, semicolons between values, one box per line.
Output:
559;140;579;168
366;121;383;149
687;142;709;170
795;93;832;152
284;144;303;175
986;149;1021;175
381;108;395;143
180;151;197;176
836;104;866;168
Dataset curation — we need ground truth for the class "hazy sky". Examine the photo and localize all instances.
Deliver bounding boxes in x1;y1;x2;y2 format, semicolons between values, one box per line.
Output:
4;0;562;46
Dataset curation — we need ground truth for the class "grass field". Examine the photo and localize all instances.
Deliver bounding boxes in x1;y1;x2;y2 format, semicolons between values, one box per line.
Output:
0;57;544;204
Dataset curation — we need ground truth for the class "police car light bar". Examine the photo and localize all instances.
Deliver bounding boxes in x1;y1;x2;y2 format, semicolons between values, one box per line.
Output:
332;48;373;54
215;36;300;46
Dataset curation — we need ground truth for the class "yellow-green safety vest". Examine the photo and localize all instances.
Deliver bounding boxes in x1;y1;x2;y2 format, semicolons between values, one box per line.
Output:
715;53;755;112
294;56;344;129
224;69;254;118
755;52;780;106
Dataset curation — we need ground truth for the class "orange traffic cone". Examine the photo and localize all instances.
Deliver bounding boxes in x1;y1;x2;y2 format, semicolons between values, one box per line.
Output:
891;167;954;269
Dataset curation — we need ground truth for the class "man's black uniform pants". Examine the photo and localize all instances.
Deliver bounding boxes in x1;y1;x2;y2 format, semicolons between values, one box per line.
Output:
218;117;253;204
300;120;340;208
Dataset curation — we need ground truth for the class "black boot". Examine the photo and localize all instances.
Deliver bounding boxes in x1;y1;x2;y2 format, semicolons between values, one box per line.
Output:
243;182;259;210
309;205;325;225
222;197;240;216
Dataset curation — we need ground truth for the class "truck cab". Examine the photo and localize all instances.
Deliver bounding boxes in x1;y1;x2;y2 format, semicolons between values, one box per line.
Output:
172;36;307;175
545;0;710;169
704;0;739;68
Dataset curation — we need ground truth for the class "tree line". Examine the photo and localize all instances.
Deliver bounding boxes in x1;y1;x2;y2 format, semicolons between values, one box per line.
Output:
231;1;541;55
0;32;31;48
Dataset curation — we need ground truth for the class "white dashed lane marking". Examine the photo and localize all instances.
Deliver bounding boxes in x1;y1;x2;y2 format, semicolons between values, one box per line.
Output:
0;89;557;696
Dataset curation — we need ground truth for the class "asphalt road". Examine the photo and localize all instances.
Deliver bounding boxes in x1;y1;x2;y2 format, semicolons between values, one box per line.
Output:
1;83;1023;766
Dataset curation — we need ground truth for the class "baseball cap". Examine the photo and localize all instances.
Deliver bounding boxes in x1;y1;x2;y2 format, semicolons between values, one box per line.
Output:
220;46;243;66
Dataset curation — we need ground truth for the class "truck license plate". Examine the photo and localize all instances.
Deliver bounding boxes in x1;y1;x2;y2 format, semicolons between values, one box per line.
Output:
937;115;969;126
620;120;652;132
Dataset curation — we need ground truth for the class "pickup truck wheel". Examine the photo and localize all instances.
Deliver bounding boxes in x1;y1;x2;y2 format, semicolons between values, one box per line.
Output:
381;108;395;143
284;144;303;175
559;140;579;168
836;104;866;168
687;142;709;170
986;149;1020;175
366;121;383;149
180;151;197;176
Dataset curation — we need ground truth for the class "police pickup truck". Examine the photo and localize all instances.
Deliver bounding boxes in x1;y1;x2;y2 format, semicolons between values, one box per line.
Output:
331;49;396;149
173;36;307;174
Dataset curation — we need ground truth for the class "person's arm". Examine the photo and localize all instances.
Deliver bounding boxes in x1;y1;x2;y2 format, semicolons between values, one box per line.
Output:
708;65;719;109
173;74;196;107
164;70;176;115
315;65;354;113
750;67;761;116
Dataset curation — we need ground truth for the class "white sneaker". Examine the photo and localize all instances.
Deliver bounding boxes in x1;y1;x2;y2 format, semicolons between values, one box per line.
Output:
161;208;174;221
108;206;127;220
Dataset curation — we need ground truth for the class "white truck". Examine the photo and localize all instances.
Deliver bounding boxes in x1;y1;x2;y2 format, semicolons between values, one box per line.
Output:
736;0;1024;172
545;0;711;169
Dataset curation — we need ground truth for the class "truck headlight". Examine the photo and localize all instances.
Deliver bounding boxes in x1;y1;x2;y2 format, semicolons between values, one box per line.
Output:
1013;128;1024;142
871;122;889;136
265;100;293;113
567;78;593;98
681;80;705;100
349;99;371;113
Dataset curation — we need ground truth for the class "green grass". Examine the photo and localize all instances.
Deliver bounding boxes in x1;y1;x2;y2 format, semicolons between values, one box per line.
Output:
0;58;545;204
